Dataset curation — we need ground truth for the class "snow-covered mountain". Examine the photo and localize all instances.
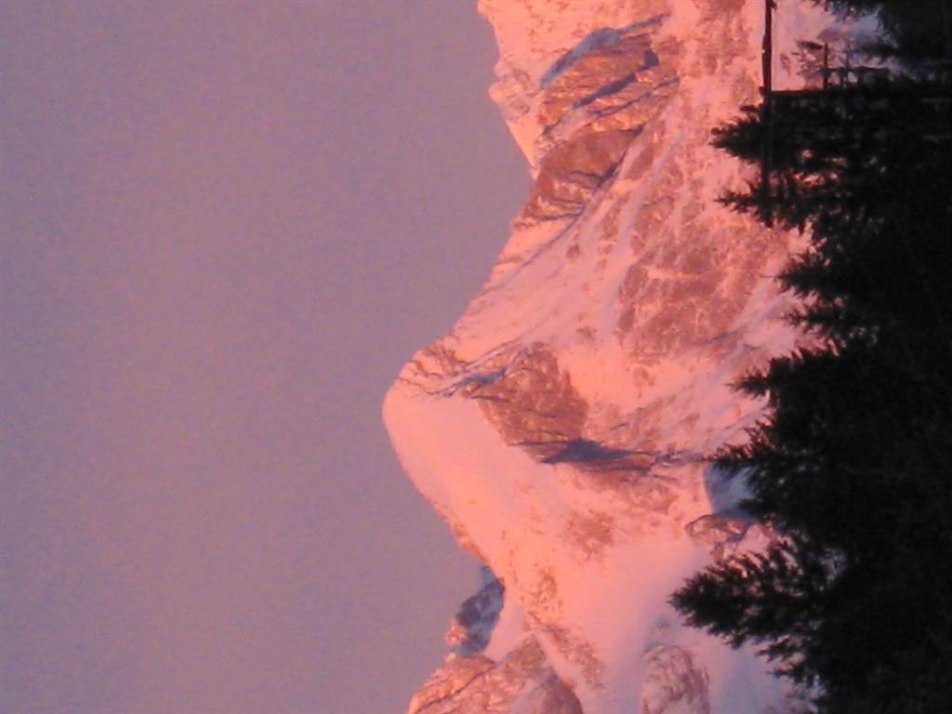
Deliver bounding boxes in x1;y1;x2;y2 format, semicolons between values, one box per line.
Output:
384;2;861;712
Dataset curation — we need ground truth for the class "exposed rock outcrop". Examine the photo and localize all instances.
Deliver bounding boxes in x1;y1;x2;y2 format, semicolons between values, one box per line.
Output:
385;1;858;712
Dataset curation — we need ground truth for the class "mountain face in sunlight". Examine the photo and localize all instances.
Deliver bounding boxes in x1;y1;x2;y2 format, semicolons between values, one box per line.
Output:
385;1;857;712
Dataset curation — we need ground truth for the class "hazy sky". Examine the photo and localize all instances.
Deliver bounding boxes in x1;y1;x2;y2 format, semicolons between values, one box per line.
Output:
1;2;527;712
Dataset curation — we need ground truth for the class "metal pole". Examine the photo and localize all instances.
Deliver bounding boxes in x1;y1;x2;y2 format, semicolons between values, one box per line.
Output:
762;0;774;99
760;0;776;225
823;43;830;90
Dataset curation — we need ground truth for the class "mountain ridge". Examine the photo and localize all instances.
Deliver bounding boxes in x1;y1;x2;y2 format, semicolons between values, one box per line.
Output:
384;2;865;711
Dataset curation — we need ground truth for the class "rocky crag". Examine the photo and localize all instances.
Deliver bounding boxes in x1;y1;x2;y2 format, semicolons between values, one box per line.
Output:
385;1;859;712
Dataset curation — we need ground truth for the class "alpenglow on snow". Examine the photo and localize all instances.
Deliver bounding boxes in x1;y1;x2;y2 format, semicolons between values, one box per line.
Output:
384;1;862;712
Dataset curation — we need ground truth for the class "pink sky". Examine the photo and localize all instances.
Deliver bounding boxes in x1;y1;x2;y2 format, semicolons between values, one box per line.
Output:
1;2;527;711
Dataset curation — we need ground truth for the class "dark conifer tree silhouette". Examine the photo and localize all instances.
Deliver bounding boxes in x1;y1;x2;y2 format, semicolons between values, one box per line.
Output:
671;5;952;710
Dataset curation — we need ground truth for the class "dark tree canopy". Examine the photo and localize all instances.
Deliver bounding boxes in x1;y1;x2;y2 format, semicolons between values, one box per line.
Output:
670;4;952;711
822;0;952;59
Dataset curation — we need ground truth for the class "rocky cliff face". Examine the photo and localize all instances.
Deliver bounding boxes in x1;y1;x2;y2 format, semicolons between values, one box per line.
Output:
384;1;854;712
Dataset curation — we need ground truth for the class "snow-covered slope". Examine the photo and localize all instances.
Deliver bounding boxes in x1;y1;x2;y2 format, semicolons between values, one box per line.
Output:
384;2;855;712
